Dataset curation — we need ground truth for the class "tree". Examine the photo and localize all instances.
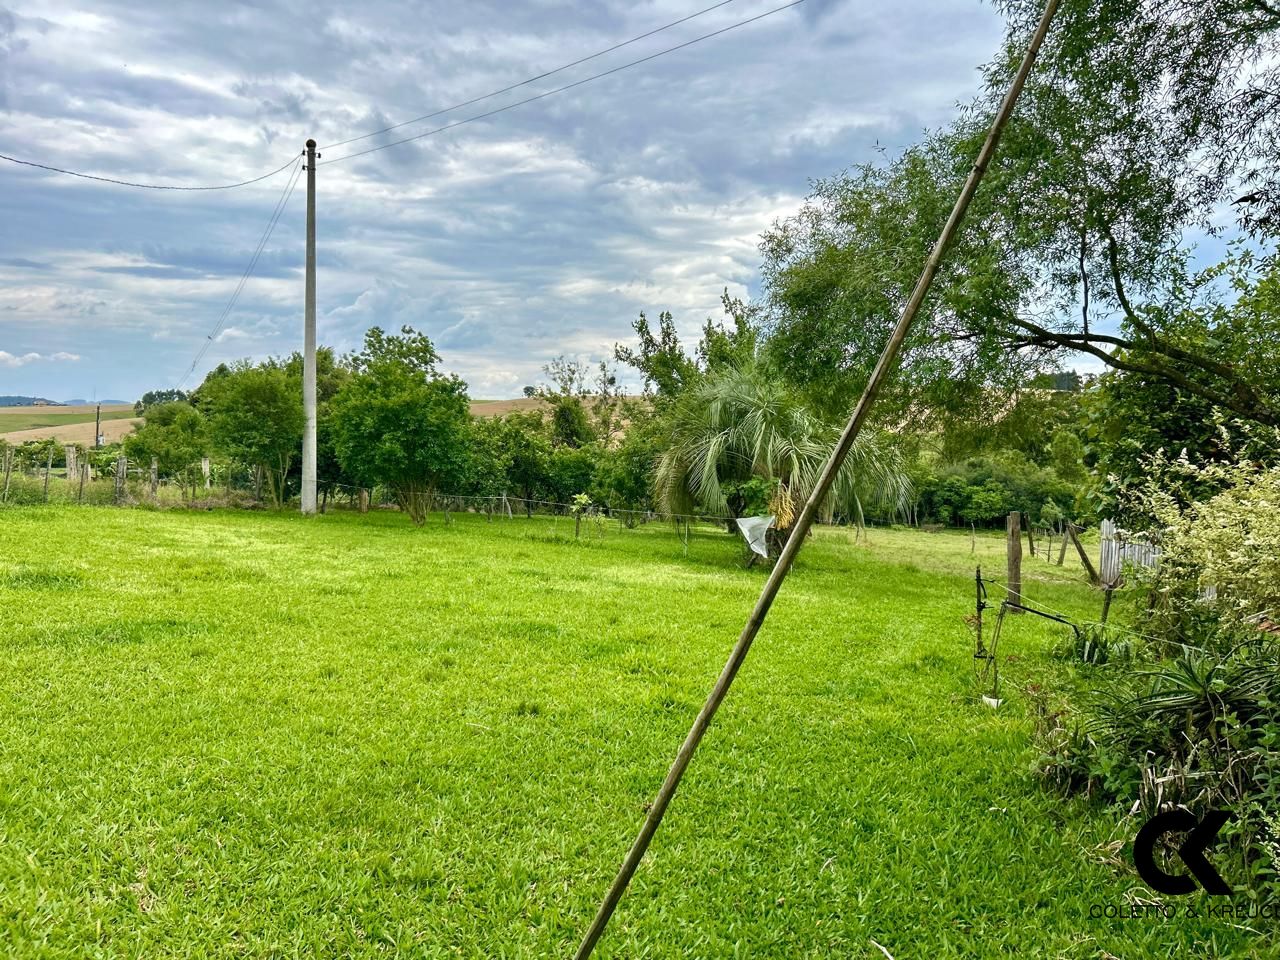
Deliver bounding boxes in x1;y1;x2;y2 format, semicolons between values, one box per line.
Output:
199;361;303;508
653;357;910;549
497;411;552;515
615;293;760;404
122;402;207;498
135;389;188;415
759;4;1280;429
593;413;663;523
330;326;470;525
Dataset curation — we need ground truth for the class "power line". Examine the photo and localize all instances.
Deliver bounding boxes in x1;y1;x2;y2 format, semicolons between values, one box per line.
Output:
322;0;808;166
176;156;305;390
322;0;743;151
0;151;298;191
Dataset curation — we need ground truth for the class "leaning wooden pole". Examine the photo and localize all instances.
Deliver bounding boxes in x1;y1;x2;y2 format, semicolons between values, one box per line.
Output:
573;2;1060;955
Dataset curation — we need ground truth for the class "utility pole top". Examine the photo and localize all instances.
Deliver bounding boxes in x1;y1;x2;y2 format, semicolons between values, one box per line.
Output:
305;138;316;149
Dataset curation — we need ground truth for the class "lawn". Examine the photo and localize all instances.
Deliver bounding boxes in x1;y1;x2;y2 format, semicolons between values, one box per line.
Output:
0;507;1266;958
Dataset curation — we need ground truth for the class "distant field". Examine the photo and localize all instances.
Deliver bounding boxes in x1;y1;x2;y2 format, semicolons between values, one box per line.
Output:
470;397;547;417
0;404;135;436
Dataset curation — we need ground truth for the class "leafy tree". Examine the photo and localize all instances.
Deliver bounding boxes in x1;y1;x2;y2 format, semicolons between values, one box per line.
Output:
593;413;663;523
614;293;759;403
134;389;188;415
498;412;553;515
614;310;699;399
546;445;598;504
1049;428;1087;483
959;481;1009;527
759;3;1280;428
122;402;207;498
330;326;470;525
199;361;303;508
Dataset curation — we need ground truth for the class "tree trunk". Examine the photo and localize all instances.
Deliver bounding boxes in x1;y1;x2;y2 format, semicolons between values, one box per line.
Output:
1066;522;1100;586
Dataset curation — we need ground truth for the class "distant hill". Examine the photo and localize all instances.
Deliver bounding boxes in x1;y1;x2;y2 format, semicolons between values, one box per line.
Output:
63;398;131;406
0;396;62;407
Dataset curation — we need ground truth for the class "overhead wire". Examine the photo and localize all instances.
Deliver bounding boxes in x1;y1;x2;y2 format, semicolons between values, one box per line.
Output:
176;155;305;389
322;0;744;151
321;0;808;166
0;151;298;191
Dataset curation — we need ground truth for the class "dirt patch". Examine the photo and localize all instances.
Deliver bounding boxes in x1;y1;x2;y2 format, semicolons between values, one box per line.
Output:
0;417;142;445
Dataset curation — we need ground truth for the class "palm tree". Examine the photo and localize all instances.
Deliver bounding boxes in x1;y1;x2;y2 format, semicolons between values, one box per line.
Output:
654;358;909;548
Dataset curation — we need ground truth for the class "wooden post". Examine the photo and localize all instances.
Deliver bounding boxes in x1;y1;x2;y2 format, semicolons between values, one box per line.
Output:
1067;522;1100;585
1;445;11;502
1057;523;1068;565
65;445;77;483
114;455;127;504
78;463;87;503
201;456;211;491
970;522;976;555
43;448;53;500
358;488;370;514
572;1;1060;950
150;457;159;499
1026;523;1036;557
1101;585;1115;624
1007;511;1023;613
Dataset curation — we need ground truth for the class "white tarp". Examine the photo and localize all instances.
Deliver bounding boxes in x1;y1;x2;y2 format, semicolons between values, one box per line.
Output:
735;515;776;559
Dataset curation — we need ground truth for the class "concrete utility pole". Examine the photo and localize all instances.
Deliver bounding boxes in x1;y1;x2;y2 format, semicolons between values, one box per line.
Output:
94;403;101;448
301;138;318;515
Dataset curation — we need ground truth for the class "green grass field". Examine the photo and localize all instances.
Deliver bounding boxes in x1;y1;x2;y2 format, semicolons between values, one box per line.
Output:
0;507;1267;957
0;406;135;434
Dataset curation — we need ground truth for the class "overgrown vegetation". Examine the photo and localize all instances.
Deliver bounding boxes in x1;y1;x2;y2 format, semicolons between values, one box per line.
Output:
1037;452;1280;900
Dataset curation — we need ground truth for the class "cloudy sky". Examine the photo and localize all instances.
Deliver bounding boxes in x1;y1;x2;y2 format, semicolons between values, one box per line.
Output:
0;0;1008;401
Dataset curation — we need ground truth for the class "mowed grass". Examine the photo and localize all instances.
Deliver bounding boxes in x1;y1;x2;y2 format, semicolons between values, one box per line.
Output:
0;507;1266;958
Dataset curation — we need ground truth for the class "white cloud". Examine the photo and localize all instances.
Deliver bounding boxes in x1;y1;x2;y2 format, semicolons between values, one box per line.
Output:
0;349;80;366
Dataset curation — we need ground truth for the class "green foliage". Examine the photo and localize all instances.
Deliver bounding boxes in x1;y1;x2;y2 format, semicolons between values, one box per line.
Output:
198;362;302;508
912;452;1081;529
614;293;760;405
331;327;470;525
134;389;188;415
653;357;909;531
122;402;208;497
591;415;662;521
1039;454;1280;898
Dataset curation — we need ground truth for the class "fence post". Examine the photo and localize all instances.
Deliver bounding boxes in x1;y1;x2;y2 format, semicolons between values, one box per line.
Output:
150;457;159;499
114;455;127;505
1;445;11;502
43;448;53;500
1066;522;1100;585
1057;523;1068;565
201;457;211;491
65;445;77;484
1026;523;1036;557
1007;511;1023;613
359;488;370;513
78;463;87;503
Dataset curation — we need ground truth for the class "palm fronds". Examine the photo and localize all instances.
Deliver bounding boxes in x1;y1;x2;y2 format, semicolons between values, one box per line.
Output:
653;360;910;524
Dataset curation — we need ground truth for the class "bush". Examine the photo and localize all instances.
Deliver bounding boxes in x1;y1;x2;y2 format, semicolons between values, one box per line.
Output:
1036;452;1280;896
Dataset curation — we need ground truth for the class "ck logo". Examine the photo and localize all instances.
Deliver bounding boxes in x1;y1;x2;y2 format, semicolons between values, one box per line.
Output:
1133;809;1233;896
